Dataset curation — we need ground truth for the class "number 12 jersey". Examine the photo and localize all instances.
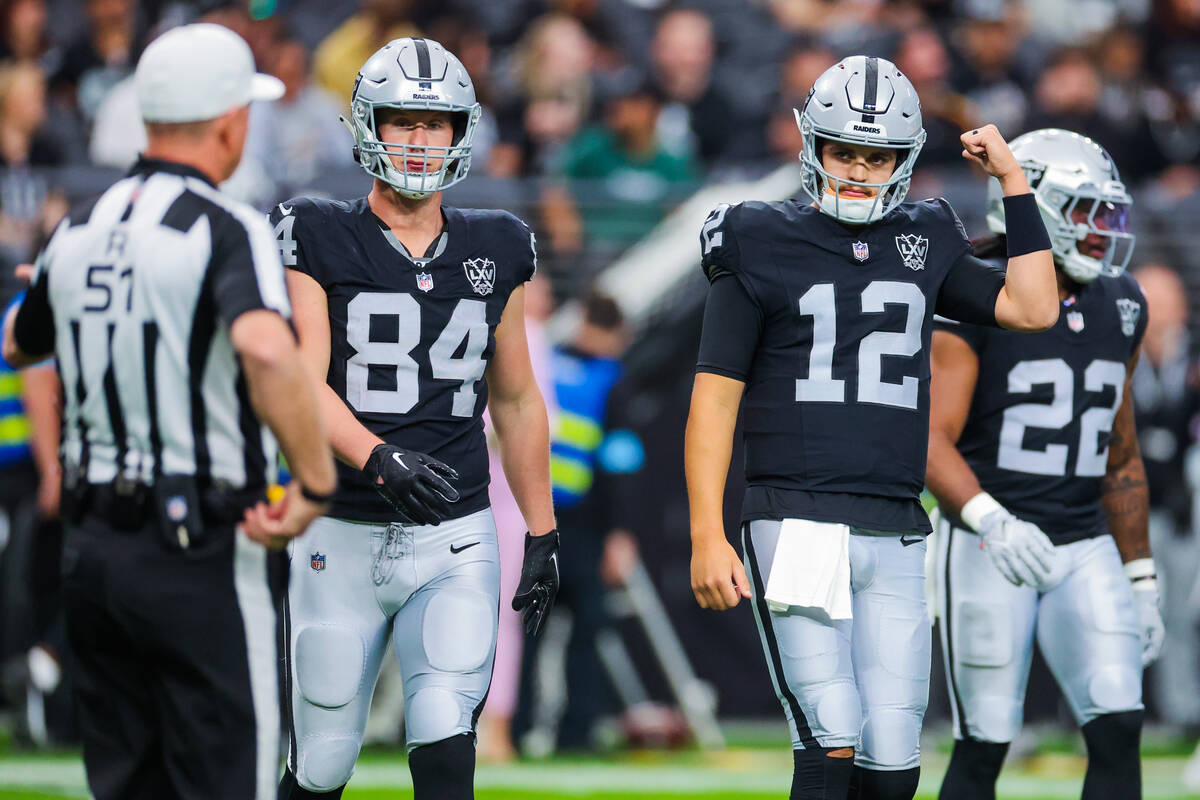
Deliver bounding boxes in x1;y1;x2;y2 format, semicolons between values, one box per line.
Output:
696;198;1006;531
270;197;536;522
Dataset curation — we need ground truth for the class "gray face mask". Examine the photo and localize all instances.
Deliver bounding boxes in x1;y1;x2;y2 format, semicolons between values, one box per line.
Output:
342;37;482;199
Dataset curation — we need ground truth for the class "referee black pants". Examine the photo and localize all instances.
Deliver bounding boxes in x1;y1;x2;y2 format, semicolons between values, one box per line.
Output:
62;513;286;800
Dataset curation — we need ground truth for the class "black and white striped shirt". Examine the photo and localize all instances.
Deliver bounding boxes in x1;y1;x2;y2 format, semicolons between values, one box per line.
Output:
12;157;291;491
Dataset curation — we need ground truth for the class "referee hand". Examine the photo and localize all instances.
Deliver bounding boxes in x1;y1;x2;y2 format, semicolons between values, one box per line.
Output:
242;482;329;550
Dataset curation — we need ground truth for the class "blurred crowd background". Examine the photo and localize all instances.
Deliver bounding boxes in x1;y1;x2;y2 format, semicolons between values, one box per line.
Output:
3;0;1200;776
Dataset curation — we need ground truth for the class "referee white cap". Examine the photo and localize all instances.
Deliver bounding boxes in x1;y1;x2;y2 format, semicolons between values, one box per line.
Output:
136;23;284;123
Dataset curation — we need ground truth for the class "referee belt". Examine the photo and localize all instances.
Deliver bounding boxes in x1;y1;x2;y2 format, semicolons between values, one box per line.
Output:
77;480;262;532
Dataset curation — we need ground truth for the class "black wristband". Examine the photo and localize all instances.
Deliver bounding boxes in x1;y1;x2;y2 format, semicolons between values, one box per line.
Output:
1003;193;1053;258
301;484;335;504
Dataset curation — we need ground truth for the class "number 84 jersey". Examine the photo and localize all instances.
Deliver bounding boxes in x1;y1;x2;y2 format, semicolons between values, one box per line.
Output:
698;198;1005;531
936;269;1147;545
270;197;536;523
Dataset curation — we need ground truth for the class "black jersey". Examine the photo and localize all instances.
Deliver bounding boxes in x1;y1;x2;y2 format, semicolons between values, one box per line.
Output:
696;198;1006;531
936;268;1147;544
270;197;536;522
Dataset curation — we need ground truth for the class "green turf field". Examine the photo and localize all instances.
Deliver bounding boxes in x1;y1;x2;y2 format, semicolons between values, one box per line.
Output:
1;742;1197;799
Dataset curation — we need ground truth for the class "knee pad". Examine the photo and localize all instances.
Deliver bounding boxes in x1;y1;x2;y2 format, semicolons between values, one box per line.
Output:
858;707;922;770
279;766;344;799
294;736;361;793
422;590;495;673
1084;665;1142;720
409;733;475;800
294;625;366;709
965;693;1024;744
406;687;475;748
848;765;919;800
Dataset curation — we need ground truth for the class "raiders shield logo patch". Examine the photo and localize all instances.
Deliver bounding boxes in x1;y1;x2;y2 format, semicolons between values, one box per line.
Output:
895;234;928;270
852;241;869;262
1116;298;1141;338
463;258;496;296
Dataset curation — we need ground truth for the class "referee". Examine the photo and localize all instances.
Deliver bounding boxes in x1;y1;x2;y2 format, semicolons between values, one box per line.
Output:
1;24;336;800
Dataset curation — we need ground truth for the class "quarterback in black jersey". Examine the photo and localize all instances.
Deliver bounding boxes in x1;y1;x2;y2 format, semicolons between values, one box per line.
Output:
272;39;557;800
928;130;1163;800
686;56;1057;800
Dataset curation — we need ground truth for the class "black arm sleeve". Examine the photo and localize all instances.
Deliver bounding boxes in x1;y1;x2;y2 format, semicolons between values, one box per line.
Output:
208;209;291;328
936;250;1007;327
12;269;54;356
696;274;763;381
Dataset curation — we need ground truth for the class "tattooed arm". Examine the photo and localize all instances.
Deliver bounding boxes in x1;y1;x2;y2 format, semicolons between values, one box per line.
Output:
1102;351;1151;563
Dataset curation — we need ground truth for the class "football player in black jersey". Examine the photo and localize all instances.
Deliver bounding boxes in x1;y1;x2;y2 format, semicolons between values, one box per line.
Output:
927;129;1163;800
270;39;558;800
686;56;1057;800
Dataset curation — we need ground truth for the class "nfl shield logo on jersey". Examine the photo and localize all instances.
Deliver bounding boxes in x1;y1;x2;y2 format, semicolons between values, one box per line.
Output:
894;234;928;270
416;272;434;292
463;258;496;296
1116;298;1141;337
310;552;326;572
852;241;869;262
1067;310;1085;332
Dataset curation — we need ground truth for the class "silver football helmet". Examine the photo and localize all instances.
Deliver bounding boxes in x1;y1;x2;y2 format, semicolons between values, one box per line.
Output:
797;55;926;224
986;128;1134;283
343;37;482;198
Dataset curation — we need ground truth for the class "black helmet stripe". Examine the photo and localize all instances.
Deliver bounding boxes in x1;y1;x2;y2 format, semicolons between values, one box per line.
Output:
413;37;431;80
862;56;878;123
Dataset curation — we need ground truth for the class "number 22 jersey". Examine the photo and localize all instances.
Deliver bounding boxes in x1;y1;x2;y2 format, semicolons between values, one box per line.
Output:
270;197;536;523
696;198;1007;532
936;267;1147;544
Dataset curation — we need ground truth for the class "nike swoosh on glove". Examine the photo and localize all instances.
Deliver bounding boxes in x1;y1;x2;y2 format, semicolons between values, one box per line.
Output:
512;530;560;636
975;508;1056;587
362;444;460;526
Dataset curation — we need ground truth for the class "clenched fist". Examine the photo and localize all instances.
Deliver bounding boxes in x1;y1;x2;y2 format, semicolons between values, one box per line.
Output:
960;124;1029;193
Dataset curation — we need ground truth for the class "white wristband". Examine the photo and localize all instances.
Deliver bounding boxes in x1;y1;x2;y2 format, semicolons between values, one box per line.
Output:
960;492;1004;533
1123;558;1157;582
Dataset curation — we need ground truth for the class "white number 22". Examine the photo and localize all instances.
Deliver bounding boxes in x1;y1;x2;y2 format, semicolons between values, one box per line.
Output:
997;357;1125;477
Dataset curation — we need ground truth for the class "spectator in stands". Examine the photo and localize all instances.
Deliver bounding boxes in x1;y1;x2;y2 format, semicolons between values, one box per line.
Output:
1131;263;1200;734
649;8;733;165
777;36;836;105
49;0;140;124
893;25;977;166
1026;48;1149;183
0;62;64;264
490;13;595;178
542;79;696;264
244;35;351;192
313;0;421;102
0;0;52;67
947;5;1030;136
1146;0;1200;104
1096;26;1188;183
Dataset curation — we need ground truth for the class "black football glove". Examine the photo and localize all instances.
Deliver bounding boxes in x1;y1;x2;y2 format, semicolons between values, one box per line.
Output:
362;444;460;526
512;530;560;636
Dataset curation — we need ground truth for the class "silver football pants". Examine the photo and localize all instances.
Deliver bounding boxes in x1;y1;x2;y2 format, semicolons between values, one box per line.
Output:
284;509;499;792
744;521;931;771
935;517;1143;743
